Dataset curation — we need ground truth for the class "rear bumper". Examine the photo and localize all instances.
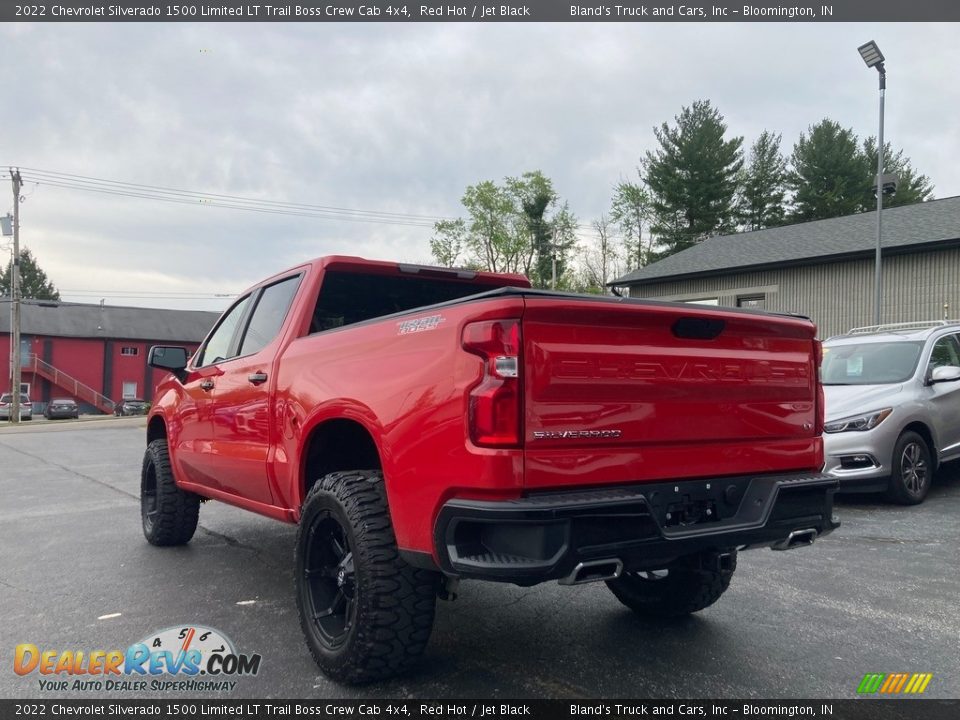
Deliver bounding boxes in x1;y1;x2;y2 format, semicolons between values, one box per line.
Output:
433;472;839;585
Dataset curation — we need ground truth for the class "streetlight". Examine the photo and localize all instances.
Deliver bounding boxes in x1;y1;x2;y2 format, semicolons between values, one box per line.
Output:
858;40;886;326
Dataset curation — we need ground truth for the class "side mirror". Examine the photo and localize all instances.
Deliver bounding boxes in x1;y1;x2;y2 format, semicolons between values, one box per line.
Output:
929;365;960;384
148;346;189;382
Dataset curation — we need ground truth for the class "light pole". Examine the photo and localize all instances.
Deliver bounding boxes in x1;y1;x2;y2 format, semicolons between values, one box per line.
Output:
858;41;886;326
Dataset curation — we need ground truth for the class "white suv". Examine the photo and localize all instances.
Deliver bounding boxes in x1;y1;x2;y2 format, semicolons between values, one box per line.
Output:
0;393;33;421
821;321;960;504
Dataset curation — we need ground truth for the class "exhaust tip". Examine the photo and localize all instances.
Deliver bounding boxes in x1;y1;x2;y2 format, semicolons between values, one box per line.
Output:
772;528;818;551
559;559;624;585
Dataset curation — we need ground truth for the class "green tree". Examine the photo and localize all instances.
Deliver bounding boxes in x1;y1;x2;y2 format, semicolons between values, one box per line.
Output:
548;202;578;289
737;131;788;231
787;119;869;222
430;172;577;287
460;180;524;274
429;219;467;267
610;178;653;269
643;100;743;255
506;171;557;287
860;137;934;210
0;248;60;300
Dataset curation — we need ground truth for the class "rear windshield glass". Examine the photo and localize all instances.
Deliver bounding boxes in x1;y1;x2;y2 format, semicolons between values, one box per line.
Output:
310;271;504;333
821;341;924;385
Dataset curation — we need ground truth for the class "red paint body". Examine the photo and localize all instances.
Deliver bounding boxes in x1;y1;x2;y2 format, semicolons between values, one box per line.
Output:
150;256;824;561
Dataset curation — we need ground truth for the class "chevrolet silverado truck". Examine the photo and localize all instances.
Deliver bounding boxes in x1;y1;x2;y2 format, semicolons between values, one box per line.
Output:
142;255;838;683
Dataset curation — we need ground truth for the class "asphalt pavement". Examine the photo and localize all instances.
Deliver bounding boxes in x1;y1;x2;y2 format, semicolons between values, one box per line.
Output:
0;420;957;700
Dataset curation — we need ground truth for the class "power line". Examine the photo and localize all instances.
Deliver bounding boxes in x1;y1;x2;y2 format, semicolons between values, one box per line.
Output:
18;167;453;227
22;167;453;221
26;177;441;228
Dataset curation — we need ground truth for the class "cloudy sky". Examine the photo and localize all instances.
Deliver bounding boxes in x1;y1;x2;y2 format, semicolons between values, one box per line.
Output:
2;21;959;311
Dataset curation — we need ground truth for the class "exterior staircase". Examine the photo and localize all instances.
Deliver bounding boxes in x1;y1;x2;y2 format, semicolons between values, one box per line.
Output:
24;354;115;414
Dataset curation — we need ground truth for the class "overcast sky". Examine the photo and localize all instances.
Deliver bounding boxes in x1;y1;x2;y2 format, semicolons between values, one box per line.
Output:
2;21;959;311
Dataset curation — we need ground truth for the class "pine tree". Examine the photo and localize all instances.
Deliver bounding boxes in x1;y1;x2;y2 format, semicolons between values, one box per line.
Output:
737;131;788;231
787;119;869;222
860;137;934;210
0;248;61;300
643;100;743;255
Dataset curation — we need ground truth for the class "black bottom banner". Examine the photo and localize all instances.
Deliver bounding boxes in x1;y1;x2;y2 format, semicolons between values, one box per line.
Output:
2;700;958;720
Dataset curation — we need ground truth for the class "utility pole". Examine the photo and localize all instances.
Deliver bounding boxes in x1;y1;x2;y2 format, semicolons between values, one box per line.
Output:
10;169;22;424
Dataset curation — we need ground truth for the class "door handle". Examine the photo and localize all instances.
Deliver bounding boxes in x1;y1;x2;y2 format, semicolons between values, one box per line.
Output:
248;372;268;385
200;380;215;391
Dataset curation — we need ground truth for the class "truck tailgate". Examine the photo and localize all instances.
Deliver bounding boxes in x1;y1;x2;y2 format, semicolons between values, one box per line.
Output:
522;297;822;489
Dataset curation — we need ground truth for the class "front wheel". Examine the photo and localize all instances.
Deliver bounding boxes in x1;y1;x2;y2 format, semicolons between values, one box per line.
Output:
295;470;438;684
886;431;932;505
606;550;737;618
141;439;201;545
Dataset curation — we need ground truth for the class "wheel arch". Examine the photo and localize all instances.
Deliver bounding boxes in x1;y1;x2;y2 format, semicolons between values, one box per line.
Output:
147;414;168;445
900;421;938;471
300;417;384;508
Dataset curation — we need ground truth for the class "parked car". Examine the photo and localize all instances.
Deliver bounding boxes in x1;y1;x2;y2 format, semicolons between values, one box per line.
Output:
821;321;960;504
0;393;32;421
141;255;837;683
44;398;80;420
115;399;150;416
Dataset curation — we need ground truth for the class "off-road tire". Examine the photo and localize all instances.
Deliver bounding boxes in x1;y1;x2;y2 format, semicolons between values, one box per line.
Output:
606;550;737;618
886;431;933;505
140;439;201;546
295;470;438;684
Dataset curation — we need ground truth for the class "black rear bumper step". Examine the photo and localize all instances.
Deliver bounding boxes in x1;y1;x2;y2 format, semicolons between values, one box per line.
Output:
433;472;839;585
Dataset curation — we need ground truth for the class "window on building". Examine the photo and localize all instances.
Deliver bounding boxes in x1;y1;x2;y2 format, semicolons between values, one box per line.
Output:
238;275;303;356
120;347;139;356
122;382;138;400
737;294;766;309
683;298;719;306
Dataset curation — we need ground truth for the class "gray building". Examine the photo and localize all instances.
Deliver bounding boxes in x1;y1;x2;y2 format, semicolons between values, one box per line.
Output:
612;196;960;339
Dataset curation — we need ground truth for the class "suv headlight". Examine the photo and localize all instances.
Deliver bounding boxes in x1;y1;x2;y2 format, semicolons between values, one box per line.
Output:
823;408;893;433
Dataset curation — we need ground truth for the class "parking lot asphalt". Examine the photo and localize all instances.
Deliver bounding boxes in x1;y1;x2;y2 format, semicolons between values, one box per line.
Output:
0;420;957;700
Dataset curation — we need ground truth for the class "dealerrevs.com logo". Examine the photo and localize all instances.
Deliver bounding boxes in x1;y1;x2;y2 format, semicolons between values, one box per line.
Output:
14;625;261;693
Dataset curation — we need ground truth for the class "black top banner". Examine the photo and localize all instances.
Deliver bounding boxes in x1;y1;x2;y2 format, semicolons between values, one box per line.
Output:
4;0;960;22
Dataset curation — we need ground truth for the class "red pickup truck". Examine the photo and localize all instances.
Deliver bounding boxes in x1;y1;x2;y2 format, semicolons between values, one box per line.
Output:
143;255;838;683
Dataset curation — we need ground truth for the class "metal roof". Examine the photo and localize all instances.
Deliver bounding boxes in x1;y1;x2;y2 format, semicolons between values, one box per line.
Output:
0;299;220;343
612;196;960;286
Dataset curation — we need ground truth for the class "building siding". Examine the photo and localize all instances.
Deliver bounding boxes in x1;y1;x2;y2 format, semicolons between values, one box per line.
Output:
628;246;960;339
2;334;201;413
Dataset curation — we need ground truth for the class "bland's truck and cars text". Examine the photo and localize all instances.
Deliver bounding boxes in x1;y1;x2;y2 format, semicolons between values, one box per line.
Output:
141;255;838;683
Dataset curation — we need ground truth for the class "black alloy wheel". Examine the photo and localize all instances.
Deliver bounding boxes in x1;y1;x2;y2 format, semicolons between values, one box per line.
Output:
301;512;358;650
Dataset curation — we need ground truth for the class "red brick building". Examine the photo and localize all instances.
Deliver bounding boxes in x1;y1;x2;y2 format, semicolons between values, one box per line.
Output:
1;299;219;414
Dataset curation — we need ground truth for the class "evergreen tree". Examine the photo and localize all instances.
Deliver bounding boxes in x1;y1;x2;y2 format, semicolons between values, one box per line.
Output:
860;137;934;210
0;248;61;300
737;131;788;231
787;119;869;221
643;100;743;255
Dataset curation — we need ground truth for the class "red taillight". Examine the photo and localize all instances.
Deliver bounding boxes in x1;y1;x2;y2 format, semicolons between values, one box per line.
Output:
462;319;521;447
814;339;825;435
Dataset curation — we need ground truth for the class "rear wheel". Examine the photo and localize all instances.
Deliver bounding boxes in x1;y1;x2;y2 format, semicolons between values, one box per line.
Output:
295;470;438;684
140;439;201;545
886;431;932;505
606;550;737;618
